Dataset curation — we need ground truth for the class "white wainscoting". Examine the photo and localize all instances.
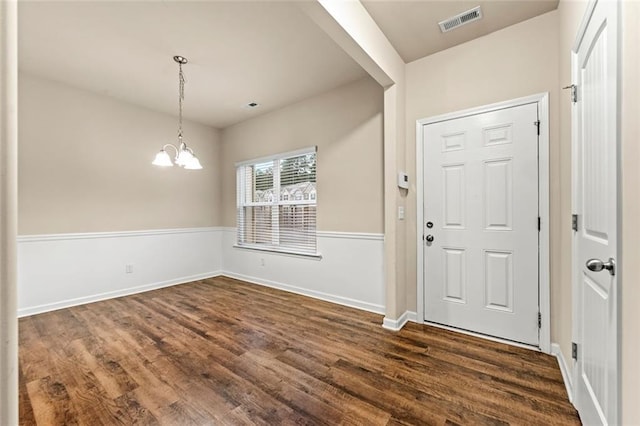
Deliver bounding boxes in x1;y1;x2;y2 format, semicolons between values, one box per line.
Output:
221;228;385;314
18;227;385;317
17;228;223;317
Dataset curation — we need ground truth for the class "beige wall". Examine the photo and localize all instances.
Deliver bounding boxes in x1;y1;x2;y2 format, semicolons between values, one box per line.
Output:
621;1;640;423
221;76;383;233
18;73;222;234
404;11;560;320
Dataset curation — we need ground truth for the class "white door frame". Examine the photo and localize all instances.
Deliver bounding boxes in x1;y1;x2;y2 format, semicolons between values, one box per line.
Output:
416;93;550;353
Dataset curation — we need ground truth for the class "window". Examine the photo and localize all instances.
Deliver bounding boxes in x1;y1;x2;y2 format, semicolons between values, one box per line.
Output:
236;147;317;256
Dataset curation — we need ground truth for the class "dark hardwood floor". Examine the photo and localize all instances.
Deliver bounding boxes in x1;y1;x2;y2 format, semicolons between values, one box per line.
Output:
19;276;580;425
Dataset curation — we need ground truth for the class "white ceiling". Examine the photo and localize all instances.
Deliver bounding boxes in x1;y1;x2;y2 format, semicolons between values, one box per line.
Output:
19;1;559;129
361;0;559;63
18;1;368;129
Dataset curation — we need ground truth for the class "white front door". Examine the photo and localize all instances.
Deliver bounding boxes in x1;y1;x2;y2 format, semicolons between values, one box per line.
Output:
423;102;539;346
422;103;540;346
572;1;619;424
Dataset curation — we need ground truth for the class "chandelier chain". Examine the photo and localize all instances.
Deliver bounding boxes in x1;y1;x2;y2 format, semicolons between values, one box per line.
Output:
178;63;185;139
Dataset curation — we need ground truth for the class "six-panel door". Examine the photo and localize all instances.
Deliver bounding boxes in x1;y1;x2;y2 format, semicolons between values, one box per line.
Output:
423;103;540;346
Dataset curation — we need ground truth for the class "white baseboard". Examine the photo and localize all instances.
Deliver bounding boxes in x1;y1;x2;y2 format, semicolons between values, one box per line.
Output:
18;271;223;317
382;311;410;331
382;311;418;331
551;343;574;403
222;271;385;315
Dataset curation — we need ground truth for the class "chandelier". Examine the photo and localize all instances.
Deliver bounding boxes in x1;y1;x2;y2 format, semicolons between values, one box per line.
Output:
152;56;203;170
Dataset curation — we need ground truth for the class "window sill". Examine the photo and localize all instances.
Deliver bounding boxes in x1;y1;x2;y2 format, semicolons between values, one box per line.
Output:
233;244;322;260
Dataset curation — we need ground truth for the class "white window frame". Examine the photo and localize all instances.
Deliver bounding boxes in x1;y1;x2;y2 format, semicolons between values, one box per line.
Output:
235;146;319;258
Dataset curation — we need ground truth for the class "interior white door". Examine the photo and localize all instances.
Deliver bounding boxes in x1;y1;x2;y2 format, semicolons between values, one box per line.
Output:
423;103;539;346
572;0;619;424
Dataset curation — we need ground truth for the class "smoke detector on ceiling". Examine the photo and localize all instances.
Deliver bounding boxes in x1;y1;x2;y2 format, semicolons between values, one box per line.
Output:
438;6;482;33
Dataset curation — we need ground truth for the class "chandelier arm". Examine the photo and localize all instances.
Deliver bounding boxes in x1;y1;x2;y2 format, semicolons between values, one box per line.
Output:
162;143;180;160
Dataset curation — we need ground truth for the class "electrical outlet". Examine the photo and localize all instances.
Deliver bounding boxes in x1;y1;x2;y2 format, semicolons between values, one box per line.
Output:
125;264;133;274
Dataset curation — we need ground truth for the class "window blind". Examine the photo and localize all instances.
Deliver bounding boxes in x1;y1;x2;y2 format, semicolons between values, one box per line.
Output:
236;147;317;256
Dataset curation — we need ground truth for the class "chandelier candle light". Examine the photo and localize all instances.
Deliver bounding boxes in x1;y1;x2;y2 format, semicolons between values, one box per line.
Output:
152;56;203;170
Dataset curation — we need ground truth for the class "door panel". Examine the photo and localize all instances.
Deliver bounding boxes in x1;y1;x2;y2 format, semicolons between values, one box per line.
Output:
443;247;466;303
484;250;513;312
423;103;539;346
443;164;465;228
573;0;619;424
484;159;513;230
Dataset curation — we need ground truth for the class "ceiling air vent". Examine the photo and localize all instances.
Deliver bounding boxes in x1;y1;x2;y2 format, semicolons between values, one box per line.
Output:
438;6;482;33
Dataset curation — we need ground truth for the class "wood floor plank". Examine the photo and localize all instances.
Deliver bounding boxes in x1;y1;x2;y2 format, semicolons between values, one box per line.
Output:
25;375;83;426
111;392;159;426
18;365;37;426
19;277;581;425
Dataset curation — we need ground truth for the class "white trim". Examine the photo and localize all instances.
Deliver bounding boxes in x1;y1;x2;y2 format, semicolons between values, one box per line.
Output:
537;93;551;354
0;0;19;423
235;146;317;167
425;321;541;352
416;117;426;329
382;311;410;331
570;44;580;385
317;231;384;241
231;230;384;257
416;93;551;353
551;343;574;403
221;271;385;315
233;244;322;260
407;311;418;323
572;0;598;52
17;271;223;318
229;229;383;241
17;227;224;243
418;93;547;126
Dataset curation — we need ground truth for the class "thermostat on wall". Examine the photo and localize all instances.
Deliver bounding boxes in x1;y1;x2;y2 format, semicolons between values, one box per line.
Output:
397;172;409;189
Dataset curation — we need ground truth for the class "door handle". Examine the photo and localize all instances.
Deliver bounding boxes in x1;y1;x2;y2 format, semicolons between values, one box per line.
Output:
425;235;434;242
586;258;616;276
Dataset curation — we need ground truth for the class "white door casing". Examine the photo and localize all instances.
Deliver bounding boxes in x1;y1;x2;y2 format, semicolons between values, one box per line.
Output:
419;99;545;347
572;0;620;424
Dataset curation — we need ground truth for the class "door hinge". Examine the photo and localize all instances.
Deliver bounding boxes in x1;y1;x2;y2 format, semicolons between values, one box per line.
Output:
572;214;579;231
572;342;578;360
538;217;541;231
534;120;541;135
563;84;578;103
537;312;542;329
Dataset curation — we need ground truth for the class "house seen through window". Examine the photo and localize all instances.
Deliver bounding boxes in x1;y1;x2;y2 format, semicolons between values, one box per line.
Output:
236;147;317;255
